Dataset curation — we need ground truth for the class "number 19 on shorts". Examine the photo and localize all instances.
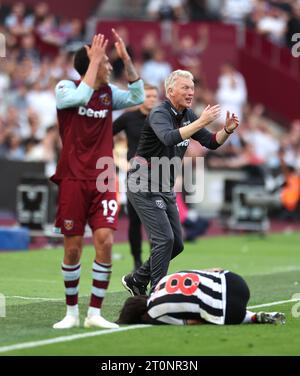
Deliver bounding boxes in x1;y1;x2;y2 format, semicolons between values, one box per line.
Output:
101;200;118;217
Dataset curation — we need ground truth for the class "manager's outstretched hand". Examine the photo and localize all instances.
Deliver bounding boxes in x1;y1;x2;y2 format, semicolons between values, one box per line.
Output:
199;104;221;127
225;111;239;133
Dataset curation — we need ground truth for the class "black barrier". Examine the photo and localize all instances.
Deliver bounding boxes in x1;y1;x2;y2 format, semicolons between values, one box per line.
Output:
0;159;46;213
16;175;57;230
0;160;57;230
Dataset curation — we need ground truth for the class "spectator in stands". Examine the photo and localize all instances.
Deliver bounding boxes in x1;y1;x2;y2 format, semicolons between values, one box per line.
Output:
0;61;10;115
50;52;70;80
0;125;7;158
4;106;22;135
256;3;288;45
185;0;211;21
147;0;186;21
242;118;280;170
172;25;208;70
141;47;172;92
279;150;300;219
216;62;247;123
140;32;158;63
222;0;253;25
147;0;187;44
21;108;43;142
25;125;58;177
17;33;40;63
36;14;65;47
64;19;86;53
208;140;264;171
4;2;33;36
5;132;25;160
0;3;10;24
26;80;57;132
32;1;49;28
176;191;210;242
25;123;56;158
10;58;38;88
282;120;300;172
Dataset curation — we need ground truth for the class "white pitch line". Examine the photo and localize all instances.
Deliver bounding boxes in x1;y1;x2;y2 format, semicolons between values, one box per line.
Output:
0;325;151;354
6;295;90;301
248;298;300;309
6;296;63;301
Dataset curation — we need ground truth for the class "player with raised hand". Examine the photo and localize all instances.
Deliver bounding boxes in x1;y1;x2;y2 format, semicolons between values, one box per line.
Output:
51;30;144;329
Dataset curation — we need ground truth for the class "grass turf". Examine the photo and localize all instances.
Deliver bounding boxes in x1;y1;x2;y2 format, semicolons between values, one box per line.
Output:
0;232;300;355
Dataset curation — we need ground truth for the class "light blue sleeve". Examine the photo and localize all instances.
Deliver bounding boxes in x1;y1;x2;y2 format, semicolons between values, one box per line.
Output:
55;80;94;110
110;79;145;110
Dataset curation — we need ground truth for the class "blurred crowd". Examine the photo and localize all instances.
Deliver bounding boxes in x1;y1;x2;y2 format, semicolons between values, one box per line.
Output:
0;1;86;176
0;1;299;217
144;0;300;47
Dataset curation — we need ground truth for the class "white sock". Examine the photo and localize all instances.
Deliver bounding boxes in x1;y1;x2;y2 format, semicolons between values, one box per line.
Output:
66;304;79;317
242;310;256;324
87;307;101;317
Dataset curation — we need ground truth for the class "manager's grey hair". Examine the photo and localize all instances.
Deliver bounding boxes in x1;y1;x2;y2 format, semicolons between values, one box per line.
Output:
164;70;194;94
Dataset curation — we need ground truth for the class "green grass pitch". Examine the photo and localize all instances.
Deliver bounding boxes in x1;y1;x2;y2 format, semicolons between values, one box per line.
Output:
0;232;300;355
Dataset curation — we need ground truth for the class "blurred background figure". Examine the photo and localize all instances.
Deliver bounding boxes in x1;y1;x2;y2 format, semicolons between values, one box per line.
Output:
222;0;253;25
141;48;172;93
176;191;210;242
216;62;247;124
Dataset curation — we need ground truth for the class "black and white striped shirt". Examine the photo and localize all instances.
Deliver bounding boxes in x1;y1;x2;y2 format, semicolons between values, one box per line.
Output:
147;270;228;325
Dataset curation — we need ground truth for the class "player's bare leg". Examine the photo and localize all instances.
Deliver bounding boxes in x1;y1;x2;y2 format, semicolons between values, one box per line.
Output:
53;236;83;329
84;228;119;329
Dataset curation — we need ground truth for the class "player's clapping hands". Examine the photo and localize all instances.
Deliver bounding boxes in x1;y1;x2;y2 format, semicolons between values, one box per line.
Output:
112;28;130;62
85;34;108;64
225;111;239;133
199;104;221;126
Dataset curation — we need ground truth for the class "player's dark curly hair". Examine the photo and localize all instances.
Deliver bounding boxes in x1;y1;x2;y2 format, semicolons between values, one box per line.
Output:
117;295;152;325
74;46;90;76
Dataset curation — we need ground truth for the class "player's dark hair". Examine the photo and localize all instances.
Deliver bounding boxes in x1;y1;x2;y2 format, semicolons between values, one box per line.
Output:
117;295;149;324
74;46;90;76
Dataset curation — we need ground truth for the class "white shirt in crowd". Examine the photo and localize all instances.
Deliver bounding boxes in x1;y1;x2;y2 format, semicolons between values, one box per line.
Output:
216;70;247;123
141;60;172;91
222;0;253;24
26;89;57;132
257;16;287;45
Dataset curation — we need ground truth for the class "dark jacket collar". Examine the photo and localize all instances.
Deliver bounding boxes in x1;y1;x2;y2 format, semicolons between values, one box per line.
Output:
164;99;187;122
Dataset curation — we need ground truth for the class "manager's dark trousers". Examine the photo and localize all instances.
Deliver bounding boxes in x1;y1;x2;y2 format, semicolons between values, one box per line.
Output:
127;189;184;291
127;197;142;264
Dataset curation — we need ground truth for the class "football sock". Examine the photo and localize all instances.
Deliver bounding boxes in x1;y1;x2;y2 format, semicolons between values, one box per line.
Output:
242;310;257;324
88;261;111;317
61;262;81;316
